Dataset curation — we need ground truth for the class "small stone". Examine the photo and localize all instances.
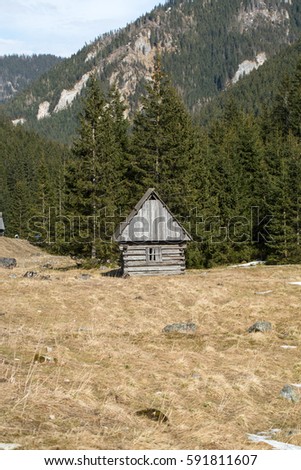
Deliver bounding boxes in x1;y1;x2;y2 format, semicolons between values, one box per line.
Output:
23;271;38;278
280;385;300;403
78;327;92;333
34;353;57;364
162;322;197;334
248;321;272;333
135;408;168;423
42;263;53;269
79;274;91;280
192;373;201;379
49;415;56;420
0;258;17;269
46;347;53;353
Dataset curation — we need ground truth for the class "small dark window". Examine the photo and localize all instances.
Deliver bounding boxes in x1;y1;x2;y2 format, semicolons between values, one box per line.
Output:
149;248;156;261
147;247;161;263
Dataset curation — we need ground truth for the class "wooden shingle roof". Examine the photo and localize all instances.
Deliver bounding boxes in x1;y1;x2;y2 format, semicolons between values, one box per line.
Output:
114;188;192;243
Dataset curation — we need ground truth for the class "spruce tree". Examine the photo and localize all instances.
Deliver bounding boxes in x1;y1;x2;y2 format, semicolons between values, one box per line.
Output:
65;74;122;260
108;83;131;215
129;55;199;217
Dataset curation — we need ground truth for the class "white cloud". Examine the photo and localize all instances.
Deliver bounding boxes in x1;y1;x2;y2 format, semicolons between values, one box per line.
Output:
0;0;164;57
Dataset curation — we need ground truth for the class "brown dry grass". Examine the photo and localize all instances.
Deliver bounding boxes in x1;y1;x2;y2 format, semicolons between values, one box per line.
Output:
1;237;301;450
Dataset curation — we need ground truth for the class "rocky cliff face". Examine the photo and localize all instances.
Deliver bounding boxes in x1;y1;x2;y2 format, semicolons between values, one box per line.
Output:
237;0;292;33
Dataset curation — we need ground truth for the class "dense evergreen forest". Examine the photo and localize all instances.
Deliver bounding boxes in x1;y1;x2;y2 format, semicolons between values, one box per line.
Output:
0;118;70;240
2;53;301;268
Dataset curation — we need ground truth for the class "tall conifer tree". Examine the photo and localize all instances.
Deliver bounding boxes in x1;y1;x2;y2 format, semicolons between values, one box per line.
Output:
65;74;122;259
129;55;199;217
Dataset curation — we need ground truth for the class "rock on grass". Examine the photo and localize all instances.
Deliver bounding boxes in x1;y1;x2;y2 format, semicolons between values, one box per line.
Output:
248;321;272;333
0;257;16;268
280;385;300;403
162;322;197;333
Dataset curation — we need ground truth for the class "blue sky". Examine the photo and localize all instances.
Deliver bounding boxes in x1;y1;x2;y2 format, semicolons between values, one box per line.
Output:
0;0;164;57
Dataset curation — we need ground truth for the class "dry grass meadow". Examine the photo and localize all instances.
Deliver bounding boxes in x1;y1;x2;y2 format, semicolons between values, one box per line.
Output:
1;237;301;450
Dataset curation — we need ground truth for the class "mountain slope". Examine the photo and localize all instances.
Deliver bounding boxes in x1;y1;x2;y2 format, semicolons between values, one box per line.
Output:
199;37;301;125
0;54;63;104
2;0;301;143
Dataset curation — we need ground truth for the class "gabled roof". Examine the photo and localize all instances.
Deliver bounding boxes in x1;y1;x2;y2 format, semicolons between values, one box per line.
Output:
114;188;192;243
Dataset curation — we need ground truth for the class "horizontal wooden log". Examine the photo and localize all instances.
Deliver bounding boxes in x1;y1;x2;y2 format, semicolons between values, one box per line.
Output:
124;251;184;256
127;271;185;276
124;260;185;267
122;246;148;251
124;248;184;252
125;269;185;274
161;246;185;250
125;271;185;276
122;244;186;250
123;247;146;253
123;254;185;260
123;255;147;261
162;259;185;263
125;265;185;272
124;247;146;251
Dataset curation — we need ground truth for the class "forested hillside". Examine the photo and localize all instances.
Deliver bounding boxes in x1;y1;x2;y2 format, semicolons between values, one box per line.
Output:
199;37;301;124
2;0;301;144
0;54;62;103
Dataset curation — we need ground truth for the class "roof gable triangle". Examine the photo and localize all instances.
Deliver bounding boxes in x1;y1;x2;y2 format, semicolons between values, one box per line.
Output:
114;188;192;243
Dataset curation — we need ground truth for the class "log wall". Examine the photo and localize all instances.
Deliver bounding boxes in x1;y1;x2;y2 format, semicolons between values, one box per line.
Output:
121;244;186;276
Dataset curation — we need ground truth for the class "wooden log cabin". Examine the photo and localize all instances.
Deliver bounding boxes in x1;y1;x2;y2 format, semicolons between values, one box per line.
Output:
114;188;192;276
